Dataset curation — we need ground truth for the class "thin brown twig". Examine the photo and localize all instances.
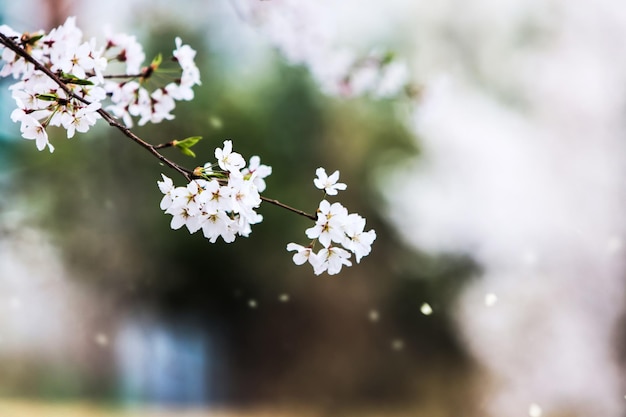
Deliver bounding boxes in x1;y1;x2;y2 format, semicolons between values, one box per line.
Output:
261;196;316;221
154;141;176;150
102;73;143;79
95;109;193;180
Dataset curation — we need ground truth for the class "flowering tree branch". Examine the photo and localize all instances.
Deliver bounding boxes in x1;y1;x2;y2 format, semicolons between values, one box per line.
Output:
0;17;376;275
0;31;193;181
0;31;318;220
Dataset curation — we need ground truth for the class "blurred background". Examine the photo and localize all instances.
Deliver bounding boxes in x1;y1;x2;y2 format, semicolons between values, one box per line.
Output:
0;1;625;416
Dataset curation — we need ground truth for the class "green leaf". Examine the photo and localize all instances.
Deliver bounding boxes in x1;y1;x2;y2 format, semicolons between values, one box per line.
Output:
36;93;59;102
176;136;202;148
151;53;163;69
174;136;203;158
26;33;44;44
179;147;196;158
65;78;94;86
60;72;94;85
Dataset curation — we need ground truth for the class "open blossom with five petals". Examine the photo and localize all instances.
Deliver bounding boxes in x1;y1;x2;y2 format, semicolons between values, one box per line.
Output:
54;41;97;80
342;213;377;263
201;179;232;214
167;203;191;231
313;167;346;195
313;246;352;275
228;177;262;219
287;243;316;266
63;102;101;139
306;200;348;247
215;140;246;173
15;113;53;152
202;211;236;243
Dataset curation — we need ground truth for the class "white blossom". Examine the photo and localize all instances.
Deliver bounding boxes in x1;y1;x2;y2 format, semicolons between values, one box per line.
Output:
242;155;272;192
201;211;236;243
157;174;175;210
200;179;232;214
215;140;246;173
54;41;96;80
286;243;316;266
306;200;348;248
103;31;145;75
63;102;101;139
313;246;352;275
342;213;376;263
313;167;346;195
19;115;52;152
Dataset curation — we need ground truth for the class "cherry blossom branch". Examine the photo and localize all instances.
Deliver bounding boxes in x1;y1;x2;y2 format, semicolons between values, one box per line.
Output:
0;31;313;218
0;17;377;275
0;32;191;181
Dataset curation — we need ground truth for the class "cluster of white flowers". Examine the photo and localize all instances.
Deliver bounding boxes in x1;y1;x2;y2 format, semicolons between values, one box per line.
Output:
242;0;409;99
0;17;200;152
157;140;272;243
104;35;201;127
287;168;376;275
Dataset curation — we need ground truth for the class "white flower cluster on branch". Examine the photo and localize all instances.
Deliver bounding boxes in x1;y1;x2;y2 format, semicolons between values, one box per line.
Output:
287;168;376;275
0;16;376;276
0;17;200;152
158;140;271;243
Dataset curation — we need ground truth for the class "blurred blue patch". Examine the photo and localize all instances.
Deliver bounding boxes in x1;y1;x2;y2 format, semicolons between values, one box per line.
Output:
115;314;215;406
